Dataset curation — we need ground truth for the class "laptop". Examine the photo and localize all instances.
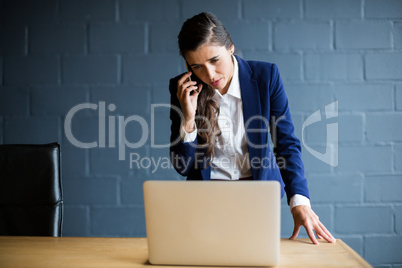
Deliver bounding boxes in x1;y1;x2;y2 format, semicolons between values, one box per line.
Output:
143;180;281;266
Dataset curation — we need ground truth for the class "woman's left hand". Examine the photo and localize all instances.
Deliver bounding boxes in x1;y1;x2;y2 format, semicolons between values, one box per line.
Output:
289;205;336;244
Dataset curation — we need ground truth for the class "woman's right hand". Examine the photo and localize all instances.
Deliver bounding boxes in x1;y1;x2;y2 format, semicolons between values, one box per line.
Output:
176;72;203;133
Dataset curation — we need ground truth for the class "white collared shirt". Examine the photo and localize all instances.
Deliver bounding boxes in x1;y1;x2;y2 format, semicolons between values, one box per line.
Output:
179;56;310;210
210;55;252;180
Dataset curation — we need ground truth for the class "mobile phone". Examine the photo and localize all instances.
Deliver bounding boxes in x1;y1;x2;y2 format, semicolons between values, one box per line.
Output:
185;60;192;82
185;60;200;94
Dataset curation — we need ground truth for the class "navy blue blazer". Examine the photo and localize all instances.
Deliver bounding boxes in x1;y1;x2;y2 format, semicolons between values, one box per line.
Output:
169;55;309;204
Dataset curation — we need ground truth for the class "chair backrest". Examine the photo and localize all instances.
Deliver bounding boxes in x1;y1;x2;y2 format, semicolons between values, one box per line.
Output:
0;143;63;236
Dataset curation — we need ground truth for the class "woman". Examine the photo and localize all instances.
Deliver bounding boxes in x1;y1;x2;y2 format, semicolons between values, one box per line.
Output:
169;12;335;244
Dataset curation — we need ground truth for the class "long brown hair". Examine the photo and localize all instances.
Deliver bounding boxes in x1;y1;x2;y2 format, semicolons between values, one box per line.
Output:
178;12;234;164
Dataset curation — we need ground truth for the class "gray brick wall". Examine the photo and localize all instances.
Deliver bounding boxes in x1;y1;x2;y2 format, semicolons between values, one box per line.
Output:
0;0;401;266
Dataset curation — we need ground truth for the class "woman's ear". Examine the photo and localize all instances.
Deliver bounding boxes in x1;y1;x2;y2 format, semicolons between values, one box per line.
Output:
229;44;235;55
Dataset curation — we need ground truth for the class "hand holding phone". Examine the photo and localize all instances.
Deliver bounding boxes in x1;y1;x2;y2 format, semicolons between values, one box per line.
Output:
185;61;199;94
177;62;203;133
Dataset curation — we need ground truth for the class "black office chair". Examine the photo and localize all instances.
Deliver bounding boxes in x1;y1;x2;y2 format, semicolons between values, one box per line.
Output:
0;143;63;236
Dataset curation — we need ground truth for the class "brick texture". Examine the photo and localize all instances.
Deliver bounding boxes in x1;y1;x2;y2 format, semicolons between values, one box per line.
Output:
63;55;118;84
396;206;402;234
0;87;29;115
90;146;148;176
395;145;402;172
182;0;239;21
244;52;302;81
0;25;26;55
274;21;331;51
89;24;145;54
1;0;57;24
61;143;88;177
395;22;402;49
366;113;402;142
396;84;402;111
63;177;119;205
91;86;150;115
244;0;300;19
62;207;90;237
4;56;59;85
365;175;402;202
285;84;334;113
305;113;363;143
59;0;115;22
366;53;402;80
225;21;271;51
151;83;171;105
305;0;361;19
335;206;393;234
334;84;393;111
30;25;86;54
4;116;60;144
365;0;402;19
122;54;179;84
305;54;363;81
337;114;364;142
149;22;182;53
308;174;362;203
91;207;146;236
336;21;392;49
365;236;402;265
120;0;180;22
31;86;88;115
336;146;392;173
0;1;401;265
302;144;333;173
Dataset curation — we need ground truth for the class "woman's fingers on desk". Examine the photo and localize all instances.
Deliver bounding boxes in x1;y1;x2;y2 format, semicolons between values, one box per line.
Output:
290;205;336;245
317;219;336;243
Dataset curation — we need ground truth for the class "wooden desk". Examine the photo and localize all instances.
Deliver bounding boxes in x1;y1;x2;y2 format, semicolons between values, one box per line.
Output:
0;236;371;267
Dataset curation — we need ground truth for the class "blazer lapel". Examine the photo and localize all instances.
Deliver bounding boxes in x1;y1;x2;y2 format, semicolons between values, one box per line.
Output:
236;56;265;180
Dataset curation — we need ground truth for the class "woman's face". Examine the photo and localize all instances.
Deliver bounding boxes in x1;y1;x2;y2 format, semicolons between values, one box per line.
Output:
185;43;234;95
